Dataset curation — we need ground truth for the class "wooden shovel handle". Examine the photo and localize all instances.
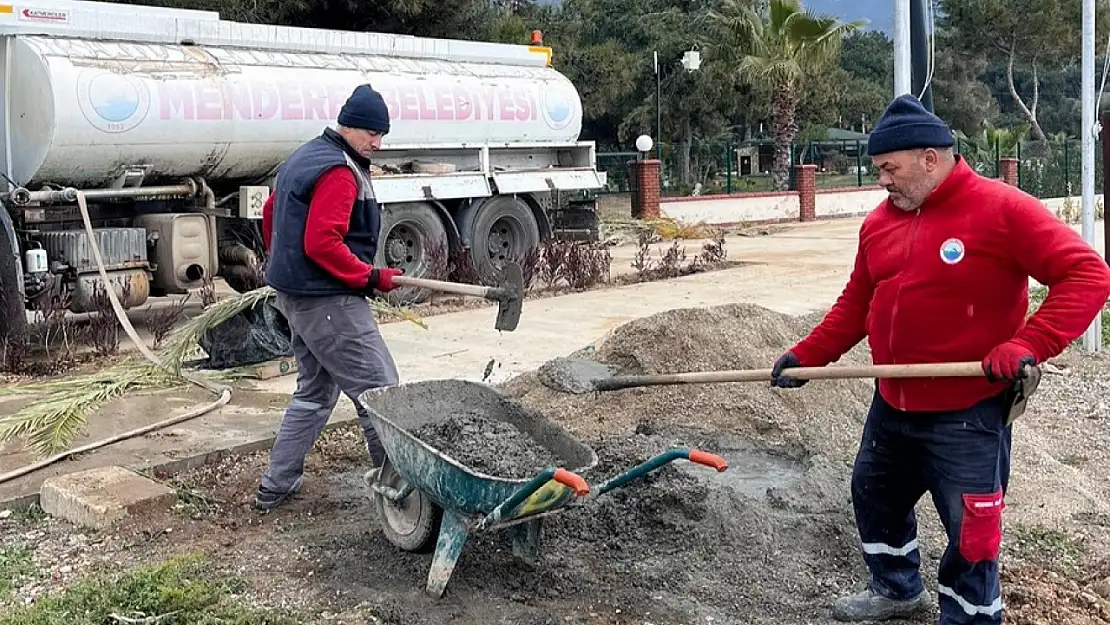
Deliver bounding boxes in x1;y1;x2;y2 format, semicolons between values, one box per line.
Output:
392;275;502;299
594;361;985;391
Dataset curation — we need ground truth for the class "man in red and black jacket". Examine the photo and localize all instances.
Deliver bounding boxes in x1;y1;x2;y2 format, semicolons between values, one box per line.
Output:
770;95;1110;624
254;84;404;512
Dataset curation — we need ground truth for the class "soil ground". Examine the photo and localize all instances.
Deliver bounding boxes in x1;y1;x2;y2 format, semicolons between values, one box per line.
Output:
2;302;1110;625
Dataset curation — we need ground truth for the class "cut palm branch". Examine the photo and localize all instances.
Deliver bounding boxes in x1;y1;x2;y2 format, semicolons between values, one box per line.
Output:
0;285;426;458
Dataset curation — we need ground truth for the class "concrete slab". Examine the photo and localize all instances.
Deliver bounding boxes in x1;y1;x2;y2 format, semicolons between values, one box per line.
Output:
39;465;176;529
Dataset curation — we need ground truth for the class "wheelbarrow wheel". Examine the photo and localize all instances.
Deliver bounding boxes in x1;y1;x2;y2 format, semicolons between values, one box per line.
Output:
373;458;442;554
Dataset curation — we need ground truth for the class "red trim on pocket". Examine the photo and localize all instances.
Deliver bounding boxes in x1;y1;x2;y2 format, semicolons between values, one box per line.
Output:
958;490;1005;564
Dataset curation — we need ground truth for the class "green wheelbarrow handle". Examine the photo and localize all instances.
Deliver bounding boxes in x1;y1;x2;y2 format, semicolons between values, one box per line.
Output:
475;467;590;531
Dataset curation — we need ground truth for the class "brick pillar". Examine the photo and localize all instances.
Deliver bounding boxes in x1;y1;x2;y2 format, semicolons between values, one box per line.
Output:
796;164;817;222
1000;158;1019;186
629;159;662;220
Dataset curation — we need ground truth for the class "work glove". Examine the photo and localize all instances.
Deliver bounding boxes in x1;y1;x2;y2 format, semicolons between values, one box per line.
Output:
982;341;1037;383
770;351;807;388
367;267;404;294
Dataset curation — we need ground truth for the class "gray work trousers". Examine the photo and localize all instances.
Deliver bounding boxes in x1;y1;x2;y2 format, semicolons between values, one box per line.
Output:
261;292;400;494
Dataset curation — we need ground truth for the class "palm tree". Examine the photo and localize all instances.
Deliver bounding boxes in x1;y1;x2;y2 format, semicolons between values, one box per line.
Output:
710;0;865;191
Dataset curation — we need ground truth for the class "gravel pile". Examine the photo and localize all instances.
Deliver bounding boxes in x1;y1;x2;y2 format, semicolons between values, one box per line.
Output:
502;303;877;463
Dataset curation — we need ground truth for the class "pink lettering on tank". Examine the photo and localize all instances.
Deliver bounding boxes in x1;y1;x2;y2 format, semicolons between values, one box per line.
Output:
157;79;542;122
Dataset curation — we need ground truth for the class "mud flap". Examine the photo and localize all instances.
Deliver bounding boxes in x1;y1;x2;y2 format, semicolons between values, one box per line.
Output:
1004;364;1042;426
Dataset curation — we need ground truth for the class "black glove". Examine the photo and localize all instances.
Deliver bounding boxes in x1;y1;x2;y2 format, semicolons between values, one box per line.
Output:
770;351;807;388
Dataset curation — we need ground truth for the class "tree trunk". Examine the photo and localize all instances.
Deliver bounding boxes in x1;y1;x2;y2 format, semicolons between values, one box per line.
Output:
771;81;797;192
1006;45;1047;142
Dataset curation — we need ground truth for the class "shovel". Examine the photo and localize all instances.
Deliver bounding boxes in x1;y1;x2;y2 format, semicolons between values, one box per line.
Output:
392;260;524;332
537;357;1043;424
539;357;1023;394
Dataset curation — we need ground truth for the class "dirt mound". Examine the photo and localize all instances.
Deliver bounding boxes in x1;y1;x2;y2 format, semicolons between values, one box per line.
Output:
501;303;876;462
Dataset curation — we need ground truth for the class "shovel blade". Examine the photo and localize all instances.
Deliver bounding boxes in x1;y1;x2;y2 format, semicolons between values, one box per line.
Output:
537;357;617;394
494;260;524;332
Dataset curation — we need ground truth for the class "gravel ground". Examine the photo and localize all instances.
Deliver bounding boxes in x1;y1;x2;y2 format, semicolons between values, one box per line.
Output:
1;302;1109;625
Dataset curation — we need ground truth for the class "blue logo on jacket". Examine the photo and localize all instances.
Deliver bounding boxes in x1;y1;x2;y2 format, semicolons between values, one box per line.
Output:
940;238;965;264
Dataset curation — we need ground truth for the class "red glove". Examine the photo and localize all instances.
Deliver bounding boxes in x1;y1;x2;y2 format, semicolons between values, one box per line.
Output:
368;267;404;293
982;341;1037;383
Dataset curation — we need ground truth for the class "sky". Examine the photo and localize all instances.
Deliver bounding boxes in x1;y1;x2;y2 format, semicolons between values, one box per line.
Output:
806;0;893;34
532;0;896;35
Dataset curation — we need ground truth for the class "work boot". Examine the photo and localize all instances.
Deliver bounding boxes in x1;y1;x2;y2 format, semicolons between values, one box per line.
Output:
832;588;931;621
253;475;303;512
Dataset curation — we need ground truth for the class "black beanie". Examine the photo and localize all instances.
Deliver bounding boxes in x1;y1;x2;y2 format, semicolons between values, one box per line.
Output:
867;94;954;156
337;84;391;134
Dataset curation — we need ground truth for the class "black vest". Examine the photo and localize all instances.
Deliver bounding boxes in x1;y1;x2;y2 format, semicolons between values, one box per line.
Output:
265;128;381;297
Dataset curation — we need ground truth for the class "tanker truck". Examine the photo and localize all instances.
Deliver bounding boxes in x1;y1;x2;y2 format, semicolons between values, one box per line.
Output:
0;0;606;340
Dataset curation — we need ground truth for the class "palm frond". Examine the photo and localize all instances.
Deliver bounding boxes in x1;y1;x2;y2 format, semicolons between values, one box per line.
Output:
738;55;800;86
0;360;181;457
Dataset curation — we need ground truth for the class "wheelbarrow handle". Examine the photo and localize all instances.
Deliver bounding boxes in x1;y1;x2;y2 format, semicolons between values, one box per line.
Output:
554;468;590;496
474;466;590;532
688;450;729;472
593;448;729;497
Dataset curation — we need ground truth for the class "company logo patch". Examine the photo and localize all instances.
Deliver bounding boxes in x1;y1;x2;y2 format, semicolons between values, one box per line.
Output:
940;238;965;265
76;71;151;133
540;88;573;130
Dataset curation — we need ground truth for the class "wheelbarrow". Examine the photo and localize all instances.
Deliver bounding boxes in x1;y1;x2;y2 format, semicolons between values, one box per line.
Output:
356;378;729;598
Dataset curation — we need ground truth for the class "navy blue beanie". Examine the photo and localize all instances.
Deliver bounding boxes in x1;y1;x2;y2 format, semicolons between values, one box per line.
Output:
337;84;390;134
866;94;954;156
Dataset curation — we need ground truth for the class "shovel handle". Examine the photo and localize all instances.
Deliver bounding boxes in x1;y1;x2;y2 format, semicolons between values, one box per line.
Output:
392;275;502;299
594;361;986;391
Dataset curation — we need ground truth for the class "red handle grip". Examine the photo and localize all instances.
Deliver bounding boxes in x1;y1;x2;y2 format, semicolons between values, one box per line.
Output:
553;468;590;496
689;450;729;472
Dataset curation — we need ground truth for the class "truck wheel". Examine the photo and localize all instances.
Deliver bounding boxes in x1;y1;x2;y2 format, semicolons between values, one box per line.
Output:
464;196;540;284
375;202;448;305
0;212;27;343
373;458;442;554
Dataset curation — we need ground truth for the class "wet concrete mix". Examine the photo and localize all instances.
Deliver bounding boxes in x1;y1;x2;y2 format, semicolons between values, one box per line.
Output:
409;410;561;478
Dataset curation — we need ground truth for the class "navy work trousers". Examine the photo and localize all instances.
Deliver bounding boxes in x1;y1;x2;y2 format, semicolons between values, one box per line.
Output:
851;387;1012;624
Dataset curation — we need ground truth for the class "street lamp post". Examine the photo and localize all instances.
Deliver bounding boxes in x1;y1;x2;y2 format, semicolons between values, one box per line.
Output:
653;45;703;163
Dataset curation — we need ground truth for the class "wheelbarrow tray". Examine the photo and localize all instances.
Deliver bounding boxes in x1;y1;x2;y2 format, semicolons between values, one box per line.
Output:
358;378;598;516
356;378;727;599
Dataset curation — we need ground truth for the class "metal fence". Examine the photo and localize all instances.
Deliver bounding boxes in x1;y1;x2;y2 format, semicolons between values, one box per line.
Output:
595;136;1103;200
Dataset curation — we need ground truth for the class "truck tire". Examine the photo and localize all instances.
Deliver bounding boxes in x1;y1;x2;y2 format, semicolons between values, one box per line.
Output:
375;202;448;305
0;210;27;343
463;196;540;284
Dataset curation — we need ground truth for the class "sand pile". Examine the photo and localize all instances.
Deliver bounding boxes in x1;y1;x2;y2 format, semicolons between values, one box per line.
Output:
501;302;877;463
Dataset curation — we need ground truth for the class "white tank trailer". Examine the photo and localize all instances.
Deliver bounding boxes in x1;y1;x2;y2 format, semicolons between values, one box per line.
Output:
0;0;606;338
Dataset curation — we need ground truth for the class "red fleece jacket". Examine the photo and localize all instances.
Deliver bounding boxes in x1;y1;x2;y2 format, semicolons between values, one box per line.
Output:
261;166;373;289
791;157;1110;412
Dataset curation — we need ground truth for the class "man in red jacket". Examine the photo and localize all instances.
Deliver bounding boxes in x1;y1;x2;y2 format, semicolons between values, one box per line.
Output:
254;84;405;511
770;95;1110;624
